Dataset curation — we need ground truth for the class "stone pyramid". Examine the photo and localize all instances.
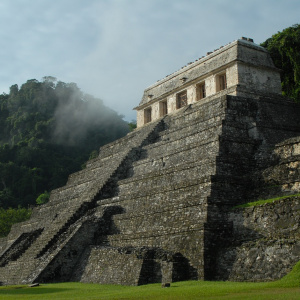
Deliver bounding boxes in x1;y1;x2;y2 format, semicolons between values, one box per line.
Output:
1;38;300;285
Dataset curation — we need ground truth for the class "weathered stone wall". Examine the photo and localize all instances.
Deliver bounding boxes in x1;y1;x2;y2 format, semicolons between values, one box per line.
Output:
216;196;300;281
237;62;282;94
264;137;300;194
73;246;186;285
75;246;144;285
203;95;300;280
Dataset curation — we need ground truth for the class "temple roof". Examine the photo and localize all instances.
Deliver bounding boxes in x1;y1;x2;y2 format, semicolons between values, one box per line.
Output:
135;38;277;109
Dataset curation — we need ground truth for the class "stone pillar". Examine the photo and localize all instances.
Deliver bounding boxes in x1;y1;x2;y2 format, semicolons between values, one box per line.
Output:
161;260;173;284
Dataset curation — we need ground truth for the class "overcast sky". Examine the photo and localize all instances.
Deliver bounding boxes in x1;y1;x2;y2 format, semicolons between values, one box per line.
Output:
0;0;299;121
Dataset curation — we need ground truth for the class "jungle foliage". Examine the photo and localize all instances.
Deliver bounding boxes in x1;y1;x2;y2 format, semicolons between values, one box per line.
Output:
0;207;32;237
0;77;129;210
261;24;300;102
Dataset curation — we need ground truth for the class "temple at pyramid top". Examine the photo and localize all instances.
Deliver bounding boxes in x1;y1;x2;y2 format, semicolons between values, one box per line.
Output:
134;37;282;128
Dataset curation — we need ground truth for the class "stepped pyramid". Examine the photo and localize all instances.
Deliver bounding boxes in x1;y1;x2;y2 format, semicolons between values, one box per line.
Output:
0;38;300;285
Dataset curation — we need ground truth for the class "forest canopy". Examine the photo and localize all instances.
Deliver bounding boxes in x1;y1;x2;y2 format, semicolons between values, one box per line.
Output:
0;77;129;209
261;24;300;102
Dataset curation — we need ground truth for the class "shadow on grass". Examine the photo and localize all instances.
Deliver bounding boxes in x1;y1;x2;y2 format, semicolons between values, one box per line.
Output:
0;286;73;295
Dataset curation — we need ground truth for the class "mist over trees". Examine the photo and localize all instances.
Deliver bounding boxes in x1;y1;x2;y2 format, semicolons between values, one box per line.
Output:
0;77;129;210
261;24;300;102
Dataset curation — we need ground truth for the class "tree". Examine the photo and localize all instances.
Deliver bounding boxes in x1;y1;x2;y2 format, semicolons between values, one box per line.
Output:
0;78;129;209
0;207;31;237
36;191;50;205
128;121;137;131
261;24;300;102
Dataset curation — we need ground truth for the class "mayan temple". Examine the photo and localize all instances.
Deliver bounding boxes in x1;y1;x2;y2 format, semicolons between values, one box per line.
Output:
0;38;299;285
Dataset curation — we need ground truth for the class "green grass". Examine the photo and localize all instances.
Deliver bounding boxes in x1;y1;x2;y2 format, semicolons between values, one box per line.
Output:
0;260;299;300
234;193;300;209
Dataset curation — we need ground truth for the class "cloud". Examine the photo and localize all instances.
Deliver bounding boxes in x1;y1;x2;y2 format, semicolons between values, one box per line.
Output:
0;1;100;89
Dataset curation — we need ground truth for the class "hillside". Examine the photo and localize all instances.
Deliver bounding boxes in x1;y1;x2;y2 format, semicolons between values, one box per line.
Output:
0;77;129;209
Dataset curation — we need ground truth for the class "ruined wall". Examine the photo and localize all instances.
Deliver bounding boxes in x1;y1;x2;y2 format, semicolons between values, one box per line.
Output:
264;137;300;194
74;246;182;285
203;95;300;280
237;62;282;94
74;247;144;285
216;196;300;281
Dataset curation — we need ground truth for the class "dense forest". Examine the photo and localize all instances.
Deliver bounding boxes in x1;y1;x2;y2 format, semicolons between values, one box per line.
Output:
261;24;300;102
0;77;129;210
0;24;299;237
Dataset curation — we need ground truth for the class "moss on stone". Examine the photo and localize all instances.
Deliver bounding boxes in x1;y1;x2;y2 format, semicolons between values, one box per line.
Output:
234;193;300;209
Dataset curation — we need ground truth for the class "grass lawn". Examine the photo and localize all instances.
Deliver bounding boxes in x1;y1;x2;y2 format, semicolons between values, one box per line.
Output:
0;261;299;300
0;281;299;300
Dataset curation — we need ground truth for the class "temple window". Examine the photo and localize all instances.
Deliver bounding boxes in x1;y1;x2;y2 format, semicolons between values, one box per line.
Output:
216;73;227;92
176;90;187;109
196;82;206;100
160;100;168;117
144;107;152;124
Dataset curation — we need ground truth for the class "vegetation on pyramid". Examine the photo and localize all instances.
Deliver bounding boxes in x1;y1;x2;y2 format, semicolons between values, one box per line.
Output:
261;24;300;102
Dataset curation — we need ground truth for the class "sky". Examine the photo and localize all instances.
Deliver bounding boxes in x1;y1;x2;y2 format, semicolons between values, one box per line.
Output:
0;0;299;122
